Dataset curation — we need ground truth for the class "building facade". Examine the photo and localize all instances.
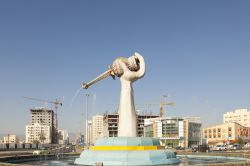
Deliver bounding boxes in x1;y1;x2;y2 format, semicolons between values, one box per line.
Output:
137;114;159;137
58;130;69;145
203;122;250;145
85;120;92;145
103;113;118;137
224;109;250;127
92;115;103;143
3;134;19;144
26;108;56;144
144;117;201;148
103;112;159;137
26;123;51;144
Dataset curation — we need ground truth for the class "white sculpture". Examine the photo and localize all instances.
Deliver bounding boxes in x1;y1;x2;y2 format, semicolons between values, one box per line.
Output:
82;52;146;137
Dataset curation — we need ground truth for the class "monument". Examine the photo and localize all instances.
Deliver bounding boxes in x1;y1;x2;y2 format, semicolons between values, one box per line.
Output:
75;52;179;165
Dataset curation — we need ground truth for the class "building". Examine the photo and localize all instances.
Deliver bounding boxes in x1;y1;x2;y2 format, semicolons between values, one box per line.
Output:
185;117;202;147
58;130;69;145
85;120;92;145
103;112;159;137
103;113;118;137
137;113;159;137
26;123;51;144
224;109;250;127
144;117;201;148
3;134;19;144
26;108;56;144
203;122;250;145
92;115;103;143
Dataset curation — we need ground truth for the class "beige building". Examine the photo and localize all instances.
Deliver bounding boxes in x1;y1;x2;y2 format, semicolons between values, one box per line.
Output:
144;117;201;148
203;122;250;145
92;115;103;143
29;108;57;143
224;109;250;127
3;134;19;144
26;123;51;144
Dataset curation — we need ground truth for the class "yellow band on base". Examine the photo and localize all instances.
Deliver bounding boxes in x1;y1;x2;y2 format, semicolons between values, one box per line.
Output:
90;146;165;151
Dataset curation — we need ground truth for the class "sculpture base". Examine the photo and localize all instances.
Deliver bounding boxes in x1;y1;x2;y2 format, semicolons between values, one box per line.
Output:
74;137;179;165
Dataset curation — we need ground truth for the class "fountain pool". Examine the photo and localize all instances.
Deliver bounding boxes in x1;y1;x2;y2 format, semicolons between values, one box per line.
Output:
17;155;249;166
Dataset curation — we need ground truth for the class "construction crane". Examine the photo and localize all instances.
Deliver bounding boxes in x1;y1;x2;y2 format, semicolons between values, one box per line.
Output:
159;95;175;117
136;95;175;117
22;96;63;143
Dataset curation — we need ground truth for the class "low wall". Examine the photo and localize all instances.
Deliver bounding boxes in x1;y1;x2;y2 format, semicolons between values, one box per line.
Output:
0;163;29;166
177;151;250;158
177;151;250;166
0;153;78;165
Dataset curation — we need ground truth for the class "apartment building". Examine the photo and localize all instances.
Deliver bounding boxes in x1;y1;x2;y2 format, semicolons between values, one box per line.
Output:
3;134;19;144
224;109;250;127
26;108;56;144
203;122;250;145
26;123;51;144
92;115;103;143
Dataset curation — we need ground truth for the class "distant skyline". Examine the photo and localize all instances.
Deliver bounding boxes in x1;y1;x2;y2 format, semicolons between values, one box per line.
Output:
0;1;250;135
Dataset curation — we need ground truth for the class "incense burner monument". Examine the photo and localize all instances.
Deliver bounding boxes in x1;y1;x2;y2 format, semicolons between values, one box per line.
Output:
74;52;179;165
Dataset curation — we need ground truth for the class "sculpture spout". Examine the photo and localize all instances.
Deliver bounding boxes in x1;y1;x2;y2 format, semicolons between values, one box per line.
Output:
82;68;115;89
82;52;145;89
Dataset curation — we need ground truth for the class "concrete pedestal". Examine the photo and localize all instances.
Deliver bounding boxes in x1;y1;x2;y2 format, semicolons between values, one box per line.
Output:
74;137;179;165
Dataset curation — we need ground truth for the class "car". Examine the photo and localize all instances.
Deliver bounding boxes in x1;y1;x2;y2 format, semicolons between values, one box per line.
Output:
33;148;50;155
191;146;198;152
198;144;210;152
243;143;250;149
33;150;43;155
175;146;185;150
212;144;227;151
230;144;241;150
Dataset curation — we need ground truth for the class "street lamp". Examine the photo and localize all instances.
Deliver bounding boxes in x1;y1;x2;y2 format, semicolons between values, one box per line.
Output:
84;94;90;147
160;94;175;117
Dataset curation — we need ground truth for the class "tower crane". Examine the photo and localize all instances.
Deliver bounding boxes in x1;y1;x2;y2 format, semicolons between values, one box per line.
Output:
22;96;63;143
136;95;175;117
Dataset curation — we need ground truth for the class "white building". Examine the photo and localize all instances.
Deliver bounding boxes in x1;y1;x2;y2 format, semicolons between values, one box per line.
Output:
26;123;51;144
144;117;201;148
224;109;250;127
85;120;92;145
3;134;19;144
92;115;103;143
58;130;69;145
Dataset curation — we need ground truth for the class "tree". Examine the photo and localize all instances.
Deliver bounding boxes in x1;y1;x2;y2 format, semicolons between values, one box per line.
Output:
33;140;40;144
237;137;244;145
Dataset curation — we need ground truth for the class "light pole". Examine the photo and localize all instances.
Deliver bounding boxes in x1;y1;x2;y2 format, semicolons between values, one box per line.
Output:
160;94;174;117
84;94;90;147
160;95;167;117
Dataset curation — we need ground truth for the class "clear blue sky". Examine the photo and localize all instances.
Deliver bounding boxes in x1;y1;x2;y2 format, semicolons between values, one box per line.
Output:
0;0;250;136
